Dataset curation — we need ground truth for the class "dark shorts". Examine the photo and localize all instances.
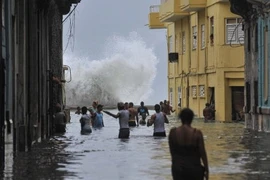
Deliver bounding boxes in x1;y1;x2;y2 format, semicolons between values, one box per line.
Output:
118;128;130;139
139;119;146;125
81;128;92;134
141;113;147;120
172;165;205;180
128;121;136;127
153;132;166;137
55;124;66;133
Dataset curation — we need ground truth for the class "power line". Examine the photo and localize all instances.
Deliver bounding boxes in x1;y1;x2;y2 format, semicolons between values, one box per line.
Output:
62;4;78;24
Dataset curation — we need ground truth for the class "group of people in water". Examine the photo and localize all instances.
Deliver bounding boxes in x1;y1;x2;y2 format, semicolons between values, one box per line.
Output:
75;101;209;180
55;100;209;180
74;100;174;138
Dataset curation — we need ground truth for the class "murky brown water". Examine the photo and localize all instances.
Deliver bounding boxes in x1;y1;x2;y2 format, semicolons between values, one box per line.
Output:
2;110;270;180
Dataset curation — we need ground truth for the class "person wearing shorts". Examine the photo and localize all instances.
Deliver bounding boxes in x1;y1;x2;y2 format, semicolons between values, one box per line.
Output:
103;102;130;139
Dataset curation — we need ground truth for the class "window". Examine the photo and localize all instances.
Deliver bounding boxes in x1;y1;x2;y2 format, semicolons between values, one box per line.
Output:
168;36;173;53
226;18;244;44
199;85;205;97
182;32;186;54
192;26;197;49
192;86;197;98
210;17;214;45
169;88;173;105
201;24;205;49
178;87;182;107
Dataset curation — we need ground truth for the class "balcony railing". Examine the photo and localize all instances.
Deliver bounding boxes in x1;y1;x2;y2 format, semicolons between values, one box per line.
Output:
148;5;166;29
160;0;168;4
181;0;206;12
159;0;189;22
150;5;160;13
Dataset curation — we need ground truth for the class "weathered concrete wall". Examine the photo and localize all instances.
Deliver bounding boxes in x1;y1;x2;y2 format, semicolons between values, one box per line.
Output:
11;0;77;151
49;0;63;112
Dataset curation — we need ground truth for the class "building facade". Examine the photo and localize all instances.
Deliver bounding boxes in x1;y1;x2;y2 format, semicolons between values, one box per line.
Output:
230;0;270;132
148;0;245;121
0;0;80;168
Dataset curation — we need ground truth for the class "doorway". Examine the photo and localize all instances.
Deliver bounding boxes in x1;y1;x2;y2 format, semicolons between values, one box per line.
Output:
208;87;215;119
231;87;244;121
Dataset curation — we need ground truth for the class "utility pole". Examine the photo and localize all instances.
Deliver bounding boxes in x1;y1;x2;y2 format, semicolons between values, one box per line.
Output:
0;0;5;169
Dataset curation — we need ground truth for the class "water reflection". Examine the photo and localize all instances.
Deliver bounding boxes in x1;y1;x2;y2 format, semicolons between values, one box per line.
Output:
1;110;270;179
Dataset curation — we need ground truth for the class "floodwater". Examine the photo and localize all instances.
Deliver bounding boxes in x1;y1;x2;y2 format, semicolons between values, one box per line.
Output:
2;109;270;180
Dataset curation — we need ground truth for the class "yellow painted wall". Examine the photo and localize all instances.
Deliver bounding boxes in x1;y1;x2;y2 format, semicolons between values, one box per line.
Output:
190;12;198;72
167;23;175;78
182;17;191;73
198;10;206;74
154;1;244;121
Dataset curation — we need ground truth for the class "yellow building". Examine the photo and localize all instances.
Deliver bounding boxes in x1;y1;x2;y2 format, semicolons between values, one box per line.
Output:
148;0;245;121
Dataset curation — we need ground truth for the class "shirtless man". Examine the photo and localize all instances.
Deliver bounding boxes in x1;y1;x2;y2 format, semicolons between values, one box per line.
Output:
167;101;176;115
163;100;175;115
128;102;139;127
103;102;130;139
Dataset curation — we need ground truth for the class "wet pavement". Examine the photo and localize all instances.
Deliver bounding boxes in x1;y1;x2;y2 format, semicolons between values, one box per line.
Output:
2;109;270;180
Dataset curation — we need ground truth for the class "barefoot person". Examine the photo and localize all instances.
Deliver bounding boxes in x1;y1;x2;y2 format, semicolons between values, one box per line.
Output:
147;104;169;137
128;102;139;127
169;108;209;180
137;101;149;125
103;102;130;139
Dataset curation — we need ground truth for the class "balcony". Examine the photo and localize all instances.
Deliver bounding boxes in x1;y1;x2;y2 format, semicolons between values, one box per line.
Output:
181;0;206;12
159;0;189;22
148;5;166;29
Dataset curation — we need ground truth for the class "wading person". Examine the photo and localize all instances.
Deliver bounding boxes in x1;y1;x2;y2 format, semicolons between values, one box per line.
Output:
203;103;214;122
92;104;105;129
80;106;92;134
159;101;164;112
75;106;81;115
163;100;175;115
147;104;169;137
168;108;209;180
89;100;98;125
137;101;149;125
128;102;139;127
124;102;129;110
103;102;130;139
54;104;67;133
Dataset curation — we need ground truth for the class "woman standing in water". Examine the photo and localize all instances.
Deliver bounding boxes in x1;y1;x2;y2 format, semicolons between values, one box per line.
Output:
168;108;209;180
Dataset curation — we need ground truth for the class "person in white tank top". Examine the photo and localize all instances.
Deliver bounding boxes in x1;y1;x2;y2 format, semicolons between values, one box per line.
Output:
147;104;169;137
103;102;130;139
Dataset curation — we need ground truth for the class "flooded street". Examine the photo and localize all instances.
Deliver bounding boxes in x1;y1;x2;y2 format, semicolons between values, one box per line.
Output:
2;109;270;180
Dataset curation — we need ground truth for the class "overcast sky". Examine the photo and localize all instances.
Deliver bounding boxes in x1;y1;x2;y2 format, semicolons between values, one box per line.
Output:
63;0;167;105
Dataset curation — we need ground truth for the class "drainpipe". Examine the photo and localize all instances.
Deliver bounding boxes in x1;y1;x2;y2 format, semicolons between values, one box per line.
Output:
205;9;209;103
5;0;11;134
187;17;191;108
0;0;5;168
